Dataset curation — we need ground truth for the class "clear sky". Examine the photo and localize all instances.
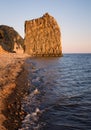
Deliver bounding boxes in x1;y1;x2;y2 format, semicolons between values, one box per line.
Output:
0;0;91;53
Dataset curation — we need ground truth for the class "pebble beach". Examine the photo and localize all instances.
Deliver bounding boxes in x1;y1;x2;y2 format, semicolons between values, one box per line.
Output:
0;53;30;130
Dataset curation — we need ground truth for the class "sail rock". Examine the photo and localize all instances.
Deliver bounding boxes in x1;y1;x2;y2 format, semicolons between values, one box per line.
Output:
24;13;62;56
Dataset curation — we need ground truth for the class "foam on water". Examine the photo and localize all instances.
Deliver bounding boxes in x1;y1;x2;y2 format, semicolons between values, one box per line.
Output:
19;54;91;130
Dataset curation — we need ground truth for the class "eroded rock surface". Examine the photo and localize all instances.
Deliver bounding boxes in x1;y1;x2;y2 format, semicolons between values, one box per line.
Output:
0;25;24;54
24;13;62;56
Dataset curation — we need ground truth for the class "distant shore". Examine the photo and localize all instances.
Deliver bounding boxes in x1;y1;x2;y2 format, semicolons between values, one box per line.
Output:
0;53;30;130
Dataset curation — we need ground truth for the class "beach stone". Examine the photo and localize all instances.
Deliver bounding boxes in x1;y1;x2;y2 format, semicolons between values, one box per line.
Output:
24;13;62;56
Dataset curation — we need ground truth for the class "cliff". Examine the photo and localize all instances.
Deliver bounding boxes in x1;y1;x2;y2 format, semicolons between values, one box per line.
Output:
0;25;24;53
24;13;62;56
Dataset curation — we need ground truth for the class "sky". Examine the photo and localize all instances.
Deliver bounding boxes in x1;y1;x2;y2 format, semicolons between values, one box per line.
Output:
0;0;91;53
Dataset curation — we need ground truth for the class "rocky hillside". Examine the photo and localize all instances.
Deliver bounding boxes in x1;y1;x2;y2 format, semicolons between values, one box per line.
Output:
24;13;62;56
0;25;24;53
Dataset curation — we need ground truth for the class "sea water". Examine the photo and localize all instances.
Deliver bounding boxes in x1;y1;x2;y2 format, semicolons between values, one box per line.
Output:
19;54;91;130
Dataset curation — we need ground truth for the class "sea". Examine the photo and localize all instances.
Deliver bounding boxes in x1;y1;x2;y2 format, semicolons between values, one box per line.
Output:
19;54;91;130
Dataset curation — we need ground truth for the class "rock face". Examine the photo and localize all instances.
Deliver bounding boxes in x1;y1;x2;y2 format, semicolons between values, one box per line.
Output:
0;25;24;53
0;45;8;54
24;13;62;56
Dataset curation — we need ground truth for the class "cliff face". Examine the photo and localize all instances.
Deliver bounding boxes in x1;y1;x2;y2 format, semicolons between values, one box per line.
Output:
24;13;62;56
0;25;24;53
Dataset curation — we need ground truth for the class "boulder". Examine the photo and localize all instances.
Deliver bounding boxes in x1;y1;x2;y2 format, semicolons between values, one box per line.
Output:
24;13;62;56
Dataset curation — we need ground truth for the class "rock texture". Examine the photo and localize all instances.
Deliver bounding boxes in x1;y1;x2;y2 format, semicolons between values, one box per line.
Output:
0;45;9;54
24;13;62;56
0;25;24;53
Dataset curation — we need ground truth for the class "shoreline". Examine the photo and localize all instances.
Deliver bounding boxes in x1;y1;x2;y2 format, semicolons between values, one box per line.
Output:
0;53;30;130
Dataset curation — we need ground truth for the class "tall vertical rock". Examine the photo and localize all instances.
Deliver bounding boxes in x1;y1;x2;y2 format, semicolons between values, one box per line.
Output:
24;13;62;56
